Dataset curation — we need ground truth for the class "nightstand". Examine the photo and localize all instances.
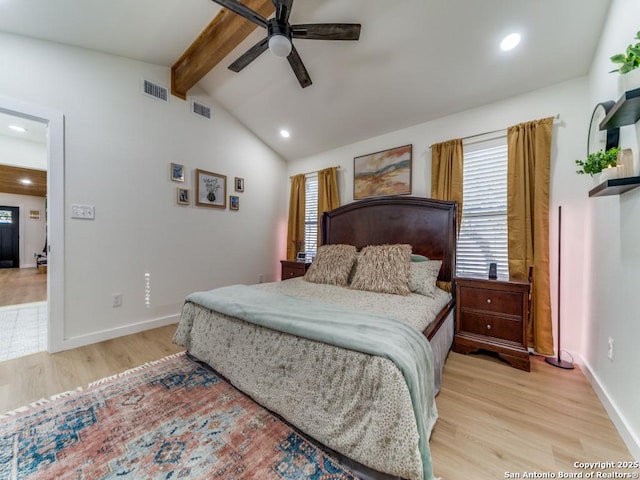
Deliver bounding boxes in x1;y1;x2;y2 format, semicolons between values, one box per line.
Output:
280;260;311;280
453;276;531;371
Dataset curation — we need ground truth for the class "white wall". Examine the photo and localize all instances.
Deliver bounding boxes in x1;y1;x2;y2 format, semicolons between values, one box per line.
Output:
0;32;287;346
0;135;47;170
289;67;640;458
583;0;640;460
0;193;47;268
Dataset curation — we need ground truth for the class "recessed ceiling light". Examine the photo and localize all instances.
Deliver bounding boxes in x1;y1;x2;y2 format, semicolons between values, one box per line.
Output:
500;33;521;51
20;178;33;185
9;125;27;133
280;129;290;138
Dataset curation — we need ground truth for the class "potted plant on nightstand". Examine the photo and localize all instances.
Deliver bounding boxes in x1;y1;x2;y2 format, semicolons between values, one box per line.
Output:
610;30;640;93
575;147;620;183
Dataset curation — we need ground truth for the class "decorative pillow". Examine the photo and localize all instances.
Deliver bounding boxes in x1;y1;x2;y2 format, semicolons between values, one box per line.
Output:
408;260;442;297
411;254;429;262
350;244;412;295
347;252;360;284
304;244;357;286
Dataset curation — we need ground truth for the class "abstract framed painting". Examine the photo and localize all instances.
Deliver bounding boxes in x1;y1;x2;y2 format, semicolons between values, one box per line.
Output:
353;144;412;199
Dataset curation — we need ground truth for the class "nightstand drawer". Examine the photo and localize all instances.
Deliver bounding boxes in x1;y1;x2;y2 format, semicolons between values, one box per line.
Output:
280;260;311;280
458;286;523;316
459;310;523;343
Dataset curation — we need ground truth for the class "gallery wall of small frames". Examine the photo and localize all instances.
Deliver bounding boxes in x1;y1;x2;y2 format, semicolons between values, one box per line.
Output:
171;162;244;211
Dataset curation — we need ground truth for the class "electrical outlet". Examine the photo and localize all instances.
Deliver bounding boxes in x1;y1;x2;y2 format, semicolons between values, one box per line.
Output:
259;273;264;284
608;337;614;361
112;293;122;307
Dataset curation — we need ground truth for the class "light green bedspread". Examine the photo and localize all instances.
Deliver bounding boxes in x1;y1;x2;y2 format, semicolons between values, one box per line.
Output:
187;284;437;480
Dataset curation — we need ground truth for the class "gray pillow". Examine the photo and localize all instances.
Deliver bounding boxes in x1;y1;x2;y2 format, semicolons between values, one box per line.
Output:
350;244;412;295
408;260;442;297
304;244;357;286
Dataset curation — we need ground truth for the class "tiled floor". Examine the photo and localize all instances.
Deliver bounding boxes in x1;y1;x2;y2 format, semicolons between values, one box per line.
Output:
0;302;47;361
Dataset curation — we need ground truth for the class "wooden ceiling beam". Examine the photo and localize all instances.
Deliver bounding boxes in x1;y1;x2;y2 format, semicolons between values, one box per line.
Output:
171;0;275;100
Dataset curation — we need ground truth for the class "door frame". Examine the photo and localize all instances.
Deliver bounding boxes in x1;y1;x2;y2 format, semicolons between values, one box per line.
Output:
0;96;65;353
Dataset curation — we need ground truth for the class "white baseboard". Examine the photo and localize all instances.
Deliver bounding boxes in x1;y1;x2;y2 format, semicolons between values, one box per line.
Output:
574;352;640;461
51;314;180;353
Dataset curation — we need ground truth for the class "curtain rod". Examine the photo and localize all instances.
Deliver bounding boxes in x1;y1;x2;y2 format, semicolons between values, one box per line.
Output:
290;165;341;179
427;114;560;149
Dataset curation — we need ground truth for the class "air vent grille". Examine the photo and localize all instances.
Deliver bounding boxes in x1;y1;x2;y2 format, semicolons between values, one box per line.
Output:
191;100;211;119
142;79;168;103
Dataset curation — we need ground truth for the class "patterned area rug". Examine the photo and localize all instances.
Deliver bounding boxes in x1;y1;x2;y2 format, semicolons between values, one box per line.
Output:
0;352;358;479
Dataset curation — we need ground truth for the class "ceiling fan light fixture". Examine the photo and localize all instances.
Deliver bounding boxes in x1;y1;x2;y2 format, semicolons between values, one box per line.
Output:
269;34;292;58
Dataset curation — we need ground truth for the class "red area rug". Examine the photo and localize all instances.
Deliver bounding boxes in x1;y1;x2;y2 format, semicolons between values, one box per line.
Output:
0;352;358;479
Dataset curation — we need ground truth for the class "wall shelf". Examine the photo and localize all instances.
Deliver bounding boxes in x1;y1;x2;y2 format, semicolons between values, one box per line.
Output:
599;87;640;130
589;176;640;197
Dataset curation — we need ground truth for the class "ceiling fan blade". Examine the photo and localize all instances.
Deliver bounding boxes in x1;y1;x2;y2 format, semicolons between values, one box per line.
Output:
274;0;293;23
287;45;312;88
291;23;361;41
228;36;269;72
211;0;269;28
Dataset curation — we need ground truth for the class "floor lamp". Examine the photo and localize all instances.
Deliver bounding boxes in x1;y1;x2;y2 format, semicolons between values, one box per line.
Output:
546;205;574;369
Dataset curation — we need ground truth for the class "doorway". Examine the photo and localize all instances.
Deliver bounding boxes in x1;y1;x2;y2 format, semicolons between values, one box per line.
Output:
0;97;64;356
0;206;20;268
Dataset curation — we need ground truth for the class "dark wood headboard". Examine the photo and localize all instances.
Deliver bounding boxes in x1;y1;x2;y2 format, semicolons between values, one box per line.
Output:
321;196;457;283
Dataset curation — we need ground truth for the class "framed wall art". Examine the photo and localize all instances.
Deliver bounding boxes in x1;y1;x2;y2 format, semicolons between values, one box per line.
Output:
171;163;185;182
230;195;239;211
195;169;227;209
177;187;190;205
353;144;412;199
234;177;244;192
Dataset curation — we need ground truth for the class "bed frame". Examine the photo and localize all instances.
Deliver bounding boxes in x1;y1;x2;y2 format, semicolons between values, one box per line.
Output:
322;196;457;340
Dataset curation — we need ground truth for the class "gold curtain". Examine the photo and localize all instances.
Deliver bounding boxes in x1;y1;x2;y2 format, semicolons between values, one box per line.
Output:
286;174;306;260
317;167;340;247
431;138;464;230
507;117;554;355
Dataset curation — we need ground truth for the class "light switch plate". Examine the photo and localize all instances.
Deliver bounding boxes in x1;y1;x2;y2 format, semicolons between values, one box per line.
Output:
71;204;95;220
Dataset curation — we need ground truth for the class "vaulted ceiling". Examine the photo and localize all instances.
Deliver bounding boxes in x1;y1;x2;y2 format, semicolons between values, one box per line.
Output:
0;0;611;161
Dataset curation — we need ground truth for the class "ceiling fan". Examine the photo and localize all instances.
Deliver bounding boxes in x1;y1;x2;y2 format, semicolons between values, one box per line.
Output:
211;0;361;88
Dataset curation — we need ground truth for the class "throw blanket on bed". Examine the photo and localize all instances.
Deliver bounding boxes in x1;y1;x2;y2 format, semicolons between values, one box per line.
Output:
187;284;438;480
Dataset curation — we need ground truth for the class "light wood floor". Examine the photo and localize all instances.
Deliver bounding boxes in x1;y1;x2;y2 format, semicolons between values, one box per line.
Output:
0;267;47;307
0;326;634;479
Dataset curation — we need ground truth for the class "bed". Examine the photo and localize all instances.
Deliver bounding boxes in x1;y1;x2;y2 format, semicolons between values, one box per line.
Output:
173;196;457;480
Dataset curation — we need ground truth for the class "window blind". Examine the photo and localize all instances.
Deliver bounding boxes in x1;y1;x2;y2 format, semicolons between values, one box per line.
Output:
456;138;509;278
304;173;319;259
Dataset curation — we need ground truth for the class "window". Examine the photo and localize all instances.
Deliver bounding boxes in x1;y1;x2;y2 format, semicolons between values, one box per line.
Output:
304;173;318;259
0;210;13;224
456;135;509;278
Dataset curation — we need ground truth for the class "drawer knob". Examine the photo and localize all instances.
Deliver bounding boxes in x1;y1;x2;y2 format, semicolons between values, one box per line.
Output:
486;298;492;304
486;324;492;330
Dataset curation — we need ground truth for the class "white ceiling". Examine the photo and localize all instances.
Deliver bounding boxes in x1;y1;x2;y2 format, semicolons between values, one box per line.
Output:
0;0;611;161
